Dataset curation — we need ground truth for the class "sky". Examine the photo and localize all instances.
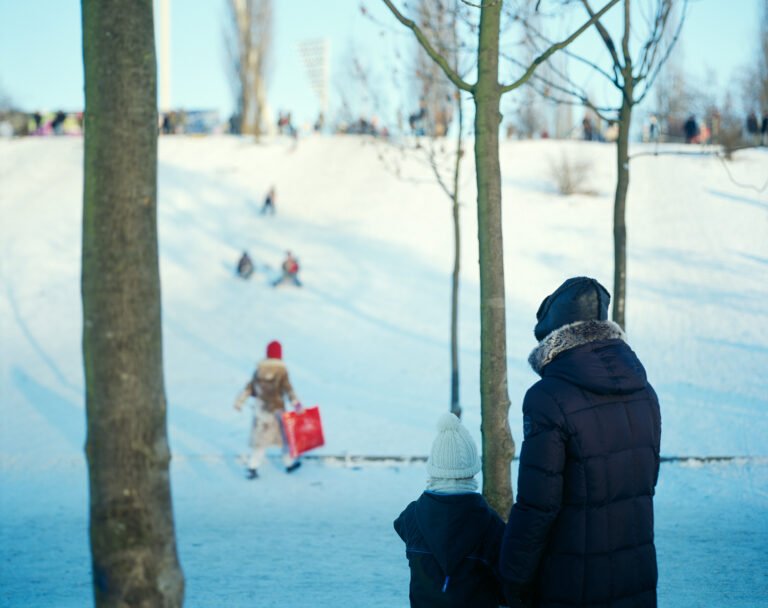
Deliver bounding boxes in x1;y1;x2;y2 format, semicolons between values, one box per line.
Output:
0;0;762;128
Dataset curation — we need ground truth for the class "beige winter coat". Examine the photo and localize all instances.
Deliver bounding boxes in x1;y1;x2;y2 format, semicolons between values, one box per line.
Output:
236;358;297;413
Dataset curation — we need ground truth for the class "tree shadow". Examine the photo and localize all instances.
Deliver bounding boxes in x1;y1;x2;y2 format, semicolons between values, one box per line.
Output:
707;189;768;212
11;366;84;450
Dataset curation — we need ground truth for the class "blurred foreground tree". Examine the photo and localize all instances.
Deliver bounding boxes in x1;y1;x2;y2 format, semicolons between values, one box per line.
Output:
381;0;620;518
81;0;184;605
225;0;272;136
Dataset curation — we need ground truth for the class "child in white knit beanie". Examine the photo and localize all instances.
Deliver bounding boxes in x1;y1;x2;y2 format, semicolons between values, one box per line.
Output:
394;414;507;607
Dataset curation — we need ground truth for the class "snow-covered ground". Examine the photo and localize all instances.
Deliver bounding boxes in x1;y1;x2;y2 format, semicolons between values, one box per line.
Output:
1;135;767;606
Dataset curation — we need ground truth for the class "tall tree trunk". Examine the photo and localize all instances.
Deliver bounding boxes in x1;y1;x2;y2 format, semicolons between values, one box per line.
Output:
450;95;464;418
612;97;631;329
612;1;634;329
240;78;251;135
474;2;515;518
82;1;185;606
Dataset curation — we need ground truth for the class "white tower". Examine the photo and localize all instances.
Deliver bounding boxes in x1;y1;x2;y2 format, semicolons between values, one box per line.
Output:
298;38;330;120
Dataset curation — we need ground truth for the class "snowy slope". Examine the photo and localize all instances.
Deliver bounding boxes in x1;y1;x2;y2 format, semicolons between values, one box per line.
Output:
2;135;766;462
1;135;767;606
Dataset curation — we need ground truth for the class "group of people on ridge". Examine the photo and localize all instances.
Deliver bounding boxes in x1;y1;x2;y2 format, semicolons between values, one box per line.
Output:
395;277;661;608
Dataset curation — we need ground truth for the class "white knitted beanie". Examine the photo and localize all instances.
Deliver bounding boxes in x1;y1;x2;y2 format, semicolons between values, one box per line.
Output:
427;413;481;479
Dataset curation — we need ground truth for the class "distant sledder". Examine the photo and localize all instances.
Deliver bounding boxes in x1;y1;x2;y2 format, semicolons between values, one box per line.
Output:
234;340;303;479
261;186;276;216
236;251;254;279
272;250;302;287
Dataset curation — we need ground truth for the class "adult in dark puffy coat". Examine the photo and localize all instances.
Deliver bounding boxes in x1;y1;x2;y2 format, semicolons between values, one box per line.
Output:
500;277;661;608
395;414;507;608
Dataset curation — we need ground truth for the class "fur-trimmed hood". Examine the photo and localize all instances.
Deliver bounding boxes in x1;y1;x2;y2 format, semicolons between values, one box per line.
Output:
529;320;647;394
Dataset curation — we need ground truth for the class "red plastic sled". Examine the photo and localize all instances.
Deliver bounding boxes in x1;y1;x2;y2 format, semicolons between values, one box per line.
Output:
282;406;325;458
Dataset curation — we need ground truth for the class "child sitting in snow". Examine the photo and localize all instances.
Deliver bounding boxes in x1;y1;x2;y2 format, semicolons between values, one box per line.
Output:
394;413;507;607
272;250;302;287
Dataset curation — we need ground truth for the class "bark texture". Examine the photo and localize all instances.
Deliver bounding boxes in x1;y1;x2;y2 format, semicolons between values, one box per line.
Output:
82;1;184;605
612;96;632;329
474;3;515;519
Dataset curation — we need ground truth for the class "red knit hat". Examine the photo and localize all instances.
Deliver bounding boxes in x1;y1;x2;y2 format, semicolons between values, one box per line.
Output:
266;340;282;359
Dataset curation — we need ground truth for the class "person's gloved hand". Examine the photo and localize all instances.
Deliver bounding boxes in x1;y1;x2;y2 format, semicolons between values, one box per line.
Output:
292;400;304;412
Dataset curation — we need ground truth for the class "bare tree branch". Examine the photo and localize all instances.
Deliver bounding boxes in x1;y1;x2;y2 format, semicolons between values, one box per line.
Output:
380;0;475;92
515;15;618;85
500;0;621;93
634;0;688;106
500;50;616;120
634;1;669;80
581;0;623;75
629;146;768;193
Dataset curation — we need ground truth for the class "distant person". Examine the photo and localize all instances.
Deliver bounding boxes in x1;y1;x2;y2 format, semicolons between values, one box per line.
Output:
228;113;240;135
408;102;427;136
697;123;711;145
233;340;303;479
500;277;661;608
51;111;66;135
261;187;276;215
746;111;759;143
277;111;288;134
648;114;659;142
314;112;325;132
161;113;173;135
762;112;768;146
272;251;301;287
32;111;42;133
604;121;619;142
236;251;254;279
277;111;296;137
709;109;721;144
394;413;506;608
683;115;699;143
582;115;594;141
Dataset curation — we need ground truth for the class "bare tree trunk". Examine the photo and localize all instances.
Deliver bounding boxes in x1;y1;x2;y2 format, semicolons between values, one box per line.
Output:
474;3;515;518
612;96;632;329
226;0;271;137
450;95;464;418
240;66;252;135
82;1;184;606
612;2;633;331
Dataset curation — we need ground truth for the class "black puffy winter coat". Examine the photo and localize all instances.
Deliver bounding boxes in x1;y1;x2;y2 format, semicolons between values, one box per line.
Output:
500;320;661;608
395;491;507;608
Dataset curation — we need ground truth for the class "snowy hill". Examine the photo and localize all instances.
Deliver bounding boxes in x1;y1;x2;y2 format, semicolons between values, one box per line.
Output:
1;135;767;606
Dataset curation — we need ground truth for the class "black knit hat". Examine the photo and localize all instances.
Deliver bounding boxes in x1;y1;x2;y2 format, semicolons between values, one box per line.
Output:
534;277;611;341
